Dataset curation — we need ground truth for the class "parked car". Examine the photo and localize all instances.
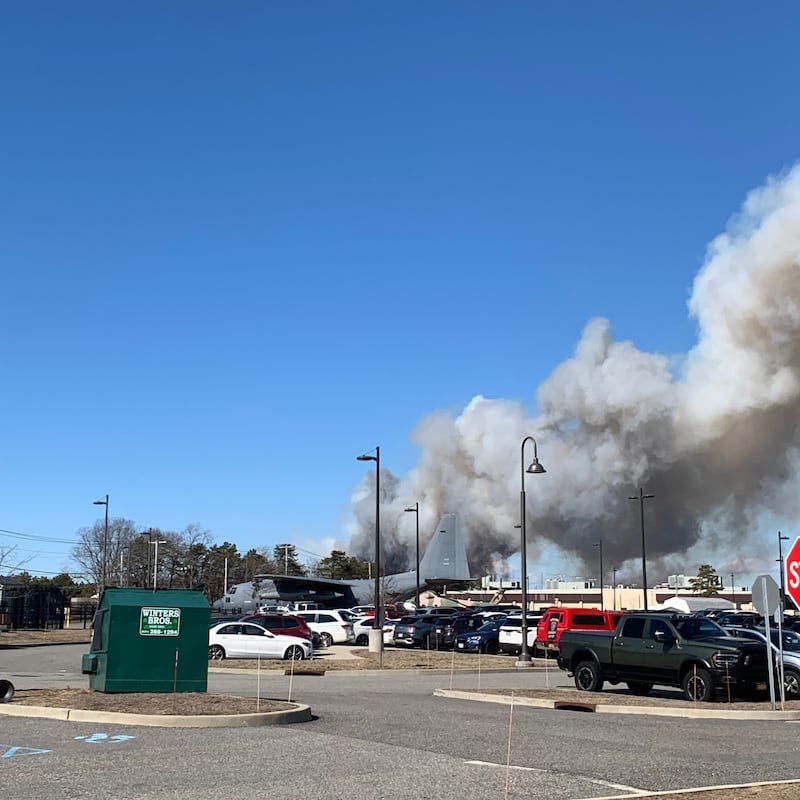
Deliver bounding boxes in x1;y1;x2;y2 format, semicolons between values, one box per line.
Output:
238;613;316;642
414;606;469;618
353;617;399;646
432;614;489;650
535;607;623;657
393;614;457;649
348;604;402;619
208;622;312;661
722;625;800;698
295;610;356;646
557;612;770;702
454;617;507;654
467;603;522;615
498;611;546;656
712;610;762;627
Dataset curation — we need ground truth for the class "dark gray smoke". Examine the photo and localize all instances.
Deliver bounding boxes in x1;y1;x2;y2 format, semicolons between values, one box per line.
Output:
348;165;800;584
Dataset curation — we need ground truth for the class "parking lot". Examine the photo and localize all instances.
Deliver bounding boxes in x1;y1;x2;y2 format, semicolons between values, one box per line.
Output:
2;642;800;799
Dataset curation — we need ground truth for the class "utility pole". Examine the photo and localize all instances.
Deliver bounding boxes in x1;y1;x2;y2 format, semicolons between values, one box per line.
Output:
628;488;655;610
152;538;167;589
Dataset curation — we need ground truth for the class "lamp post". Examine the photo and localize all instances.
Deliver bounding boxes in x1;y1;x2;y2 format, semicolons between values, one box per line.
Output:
404;502;420;608
357;446;382;653
628;488;654;610
518;436;546;667
593;540;604;611
778;532;790;614
93;494;109;589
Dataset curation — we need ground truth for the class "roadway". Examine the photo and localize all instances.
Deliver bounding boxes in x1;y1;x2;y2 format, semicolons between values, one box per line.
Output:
1;644;800;799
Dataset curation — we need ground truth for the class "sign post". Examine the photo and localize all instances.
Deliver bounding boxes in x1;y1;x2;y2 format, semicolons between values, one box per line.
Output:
784;537;800;611
751;574;780;710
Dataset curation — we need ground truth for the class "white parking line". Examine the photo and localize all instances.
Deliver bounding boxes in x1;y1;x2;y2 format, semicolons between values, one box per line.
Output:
464;760;648;793
588;778;650;794
465;759;546;773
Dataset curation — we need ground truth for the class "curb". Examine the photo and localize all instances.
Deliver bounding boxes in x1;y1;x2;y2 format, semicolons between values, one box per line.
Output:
0;702;312;727
434;689;800;720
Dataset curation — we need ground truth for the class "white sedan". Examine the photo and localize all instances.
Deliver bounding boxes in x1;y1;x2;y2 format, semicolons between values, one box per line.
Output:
208;622;313;661
353;617;399;646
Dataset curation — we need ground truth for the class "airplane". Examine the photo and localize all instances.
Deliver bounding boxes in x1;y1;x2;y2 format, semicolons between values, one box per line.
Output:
212;513;474;615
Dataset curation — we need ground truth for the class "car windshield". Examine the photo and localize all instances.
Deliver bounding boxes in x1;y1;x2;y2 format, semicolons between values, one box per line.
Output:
674;618;726;639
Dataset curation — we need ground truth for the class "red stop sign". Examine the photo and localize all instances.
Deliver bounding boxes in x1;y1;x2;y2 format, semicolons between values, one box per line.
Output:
785;537;800;610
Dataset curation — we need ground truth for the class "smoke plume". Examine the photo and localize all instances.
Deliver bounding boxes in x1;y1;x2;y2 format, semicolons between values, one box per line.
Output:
348;165;800;585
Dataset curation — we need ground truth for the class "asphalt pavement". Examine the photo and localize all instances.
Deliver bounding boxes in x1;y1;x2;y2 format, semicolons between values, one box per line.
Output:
2;643;800;800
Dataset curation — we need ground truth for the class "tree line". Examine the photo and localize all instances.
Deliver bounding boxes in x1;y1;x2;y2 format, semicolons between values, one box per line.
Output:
58;518;374;602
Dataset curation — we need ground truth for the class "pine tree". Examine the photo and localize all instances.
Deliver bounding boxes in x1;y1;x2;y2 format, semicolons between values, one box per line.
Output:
688;564;721;597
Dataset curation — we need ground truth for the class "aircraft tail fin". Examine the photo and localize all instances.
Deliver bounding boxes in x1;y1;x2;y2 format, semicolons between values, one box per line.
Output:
419;513;473;583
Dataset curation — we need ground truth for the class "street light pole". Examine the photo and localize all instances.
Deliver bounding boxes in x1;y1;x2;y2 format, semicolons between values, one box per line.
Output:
593;540;604;611
404;502;420;608
357;446;382;653
93;494;109;590
778;532;790;613
518;436;546;668
628;488;654;610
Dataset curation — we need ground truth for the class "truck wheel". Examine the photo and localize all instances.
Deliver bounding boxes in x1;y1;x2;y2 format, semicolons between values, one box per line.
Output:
783;667;800;699
626;681;653;696
682;667;714;702
574;660;604;692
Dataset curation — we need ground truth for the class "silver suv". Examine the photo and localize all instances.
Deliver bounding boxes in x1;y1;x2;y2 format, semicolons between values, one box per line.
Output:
723;625;800;698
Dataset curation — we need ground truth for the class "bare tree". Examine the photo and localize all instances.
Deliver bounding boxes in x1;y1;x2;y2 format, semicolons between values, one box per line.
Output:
70;518;138;591
0;544;32;576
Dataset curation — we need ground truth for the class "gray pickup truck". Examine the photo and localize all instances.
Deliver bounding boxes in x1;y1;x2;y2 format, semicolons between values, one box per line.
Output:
556;612;769;702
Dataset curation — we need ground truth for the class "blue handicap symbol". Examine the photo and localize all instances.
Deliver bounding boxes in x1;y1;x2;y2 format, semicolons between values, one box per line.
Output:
74;733;136;744
1;745;51;758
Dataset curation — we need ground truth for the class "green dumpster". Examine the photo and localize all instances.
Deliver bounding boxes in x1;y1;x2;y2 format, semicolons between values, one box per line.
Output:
82;587;210;693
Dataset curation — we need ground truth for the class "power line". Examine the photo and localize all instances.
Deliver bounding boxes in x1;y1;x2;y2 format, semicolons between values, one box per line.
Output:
0;527;79;545
2;545;74;556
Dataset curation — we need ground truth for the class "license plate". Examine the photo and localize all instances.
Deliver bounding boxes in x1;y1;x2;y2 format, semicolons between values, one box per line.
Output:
457;643;464;649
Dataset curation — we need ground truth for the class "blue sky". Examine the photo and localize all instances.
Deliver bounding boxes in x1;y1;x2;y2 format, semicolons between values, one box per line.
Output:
3;3;800;586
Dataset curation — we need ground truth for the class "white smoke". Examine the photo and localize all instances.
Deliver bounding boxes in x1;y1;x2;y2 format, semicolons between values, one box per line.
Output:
348;164;800;584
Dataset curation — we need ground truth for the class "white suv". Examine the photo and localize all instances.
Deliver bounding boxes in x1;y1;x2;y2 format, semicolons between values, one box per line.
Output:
296;610;355;647
498;612;545;656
